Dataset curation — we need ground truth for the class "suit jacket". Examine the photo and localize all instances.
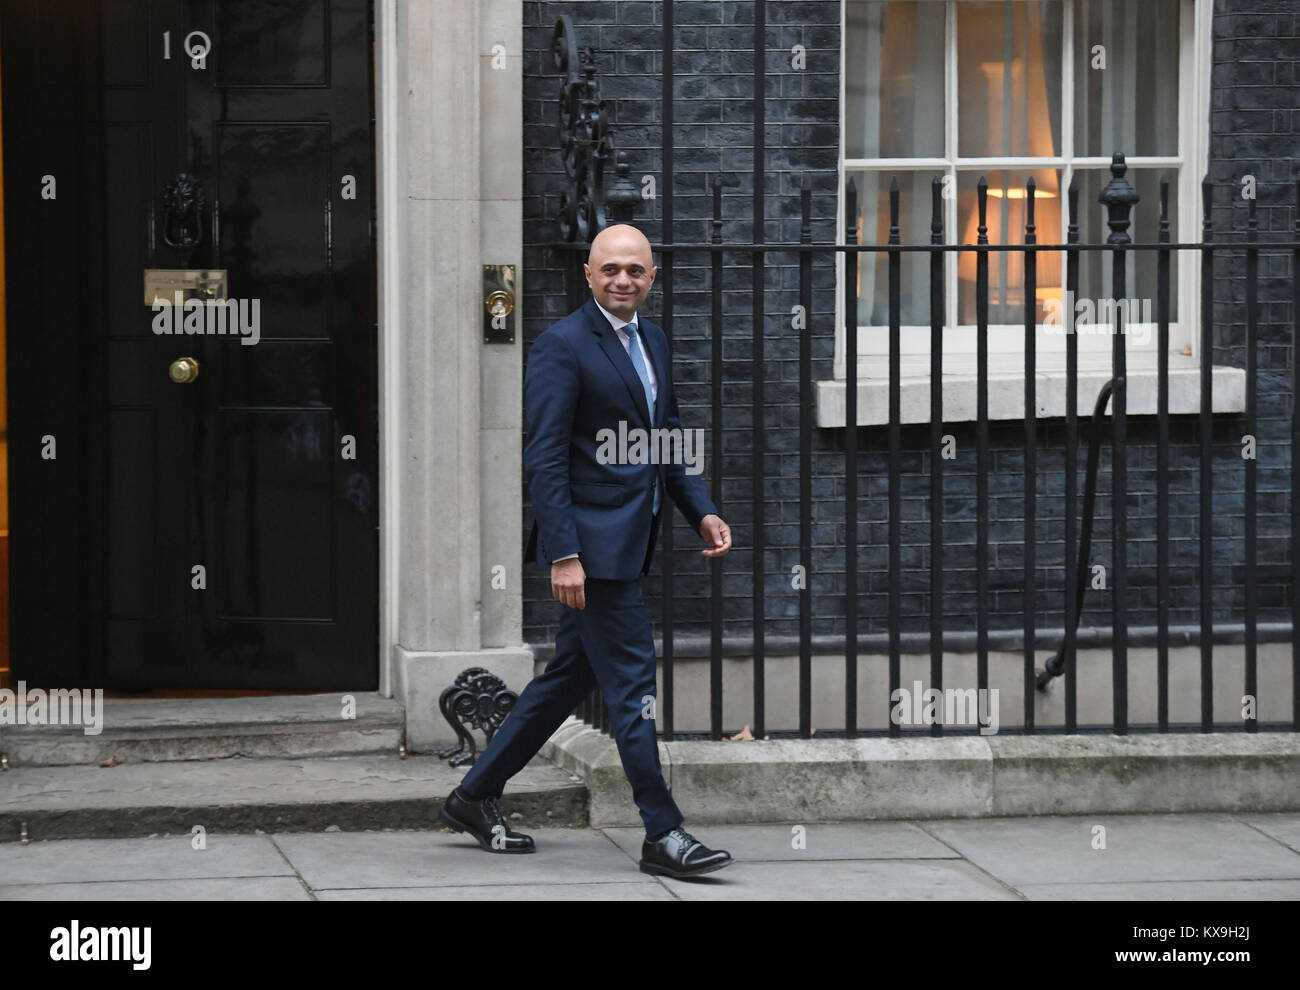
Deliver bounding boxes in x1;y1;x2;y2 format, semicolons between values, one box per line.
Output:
523;295;720;581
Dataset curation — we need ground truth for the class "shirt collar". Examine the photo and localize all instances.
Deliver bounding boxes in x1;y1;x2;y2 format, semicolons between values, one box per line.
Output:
593;297;638;333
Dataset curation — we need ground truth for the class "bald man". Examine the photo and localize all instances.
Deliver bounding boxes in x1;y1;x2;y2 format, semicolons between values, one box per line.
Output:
440;224;735;878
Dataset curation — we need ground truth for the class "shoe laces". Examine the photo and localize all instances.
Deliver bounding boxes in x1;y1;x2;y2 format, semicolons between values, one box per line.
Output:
670;827;698;848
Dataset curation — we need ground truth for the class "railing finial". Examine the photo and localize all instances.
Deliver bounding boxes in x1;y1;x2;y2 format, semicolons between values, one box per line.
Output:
930;175;943;242
1067;173;1079;239
605;152;640;224
1098;152;1140;246
889;177;900;242
977;176;988;240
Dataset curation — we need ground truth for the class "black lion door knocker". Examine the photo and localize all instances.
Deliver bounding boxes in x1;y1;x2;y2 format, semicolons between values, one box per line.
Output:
162;171;208;267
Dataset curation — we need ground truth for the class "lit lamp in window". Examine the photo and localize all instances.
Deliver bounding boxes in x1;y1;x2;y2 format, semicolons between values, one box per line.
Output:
973;182;1060;318
955;56;1062;322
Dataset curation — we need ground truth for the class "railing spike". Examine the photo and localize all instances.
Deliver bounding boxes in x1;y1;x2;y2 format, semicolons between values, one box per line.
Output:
930;175;943;238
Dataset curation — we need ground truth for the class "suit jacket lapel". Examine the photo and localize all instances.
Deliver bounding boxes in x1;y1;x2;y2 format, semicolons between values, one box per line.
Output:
586;296;654;428
638;321;668;428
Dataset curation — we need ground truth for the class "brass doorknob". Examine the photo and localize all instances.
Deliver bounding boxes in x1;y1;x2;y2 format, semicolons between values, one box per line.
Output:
484;290;514;318
169;356;200;383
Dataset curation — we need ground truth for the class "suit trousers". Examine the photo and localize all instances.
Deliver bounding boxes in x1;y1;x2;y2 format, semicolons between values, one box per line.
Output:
458;572;683;838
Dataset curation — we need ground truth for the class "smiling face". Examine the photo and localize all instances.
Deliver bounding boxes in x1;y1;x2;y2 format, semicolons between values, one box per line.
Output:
584;224;657;322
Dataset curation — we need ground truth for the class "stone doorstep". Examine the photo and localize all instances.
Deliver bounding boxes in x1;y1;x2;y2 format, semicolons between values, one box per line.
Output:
0;754;587;843
540;718;1300;828
0;691;407;767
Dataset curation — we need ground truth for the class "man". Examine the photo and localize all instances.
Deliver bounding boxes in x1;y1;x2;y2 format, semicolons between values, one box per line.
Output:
439;224;735;878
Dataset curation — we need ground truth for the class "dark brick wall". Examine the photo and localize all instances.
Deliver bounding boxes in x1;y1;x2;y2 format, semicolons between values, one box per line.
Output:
1203;0;1299;629
519;0;1296;655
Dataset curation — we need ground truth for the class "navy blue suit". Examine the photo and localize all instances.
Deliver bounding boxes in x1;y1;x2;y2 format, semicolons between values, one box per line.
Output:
460;295;719;836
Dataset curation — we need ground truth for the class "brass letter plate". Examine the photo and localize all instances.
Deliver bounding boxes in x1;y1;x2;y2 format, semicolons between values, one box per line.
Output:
144;269;228;305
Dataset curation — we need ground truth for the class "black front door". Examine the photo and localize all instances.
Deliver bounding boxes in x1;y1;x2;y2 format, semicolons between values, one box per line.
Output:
2;0;378;690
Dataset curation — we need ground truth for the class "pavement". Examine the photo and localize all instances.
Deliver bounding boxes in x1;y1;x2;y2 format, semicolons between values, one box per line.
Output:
2;812;1299;900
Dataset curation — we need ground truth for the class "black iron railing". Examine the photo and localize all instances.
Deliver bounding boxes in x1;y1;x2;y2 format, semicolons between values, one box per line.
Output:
538;13;1300;741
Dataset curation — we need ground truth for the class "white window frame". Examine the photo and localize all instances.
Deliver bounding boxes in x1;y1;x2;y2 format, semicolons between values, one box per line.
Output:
820;0;1241;426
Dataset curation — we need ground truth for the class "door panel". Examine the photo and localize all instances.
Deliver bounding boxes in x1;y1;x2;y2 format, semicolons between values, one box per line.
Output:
215;0;330;88
215;122;331;337
3;0;378;690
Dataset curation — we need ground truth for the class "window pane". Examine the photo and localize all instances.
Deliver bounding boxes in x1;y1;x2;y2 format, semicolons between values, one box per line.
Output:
958;1;1063;158
1074;167;1180;325
956;169;1063;325
849;170;946;326
1074;0;1179;157
845;1;946;158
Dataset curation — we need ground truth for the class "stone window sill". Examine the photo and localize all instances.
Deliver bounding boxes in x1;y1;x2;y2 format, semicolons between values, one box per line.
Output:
814;351;1246;427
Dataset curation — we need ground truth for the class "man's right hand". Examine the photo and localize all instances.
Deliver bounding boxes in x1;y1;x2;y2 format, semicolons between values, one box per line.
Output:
551;557;587;610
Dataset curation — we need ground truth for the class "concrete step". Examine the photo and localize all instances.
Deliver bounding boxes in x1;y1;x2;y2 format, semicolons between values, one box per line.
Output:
0;753;587;842
0;692;405;767
541;717;1300;826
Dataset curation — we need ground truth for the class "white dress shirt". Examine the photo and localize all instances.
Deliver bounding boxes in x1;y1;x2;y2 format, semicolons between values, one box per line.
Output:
595;298;657;401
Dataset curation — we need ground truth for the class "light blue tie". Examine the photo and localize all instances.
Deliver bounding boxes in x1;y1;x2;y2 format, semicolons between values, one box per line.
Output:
623;322;661;515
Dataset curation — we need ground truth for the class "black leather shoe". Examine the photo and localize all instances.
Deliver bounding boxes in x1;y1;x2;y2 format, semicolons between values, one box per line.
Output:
639;827;733;878
437;787;536;853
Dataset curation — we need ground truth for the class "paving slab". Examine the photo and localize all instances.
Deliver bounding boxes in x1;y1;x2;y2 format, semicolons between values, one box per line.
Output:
1019;879;1300;900
272;827;640;890
656;859;1019;900
316;881;675;901
0;877;312;900
922;813;1300;886
1238;813;1300;853
1;814;1296;901
600;822;959;862
0;834;290;885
